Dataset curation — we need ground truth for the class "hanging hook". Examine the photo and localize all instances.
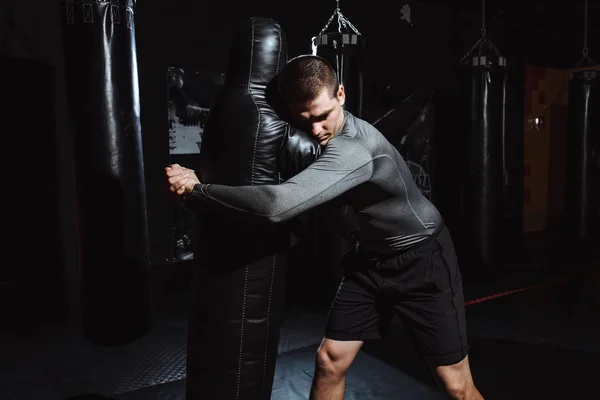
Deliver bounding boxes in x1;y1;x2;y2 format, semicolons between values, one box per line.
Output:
316;0;362;37
480;0;486;38
577;0;597;67
460;0;502;62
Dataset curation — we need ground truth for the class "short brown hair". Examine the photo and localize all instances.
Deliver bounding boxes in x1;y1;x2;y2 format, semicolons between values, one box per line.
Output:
278;55;339;105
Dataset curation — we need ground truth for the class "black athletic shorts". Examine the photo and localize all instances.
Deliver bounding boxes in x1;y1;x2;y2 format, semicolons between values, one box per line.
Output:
324;224;469;366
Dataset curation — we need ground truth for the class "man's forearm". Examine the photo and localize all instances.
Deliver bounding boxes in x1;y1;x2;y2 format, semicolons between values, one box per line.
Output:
189;139;374;224
191;183;285;224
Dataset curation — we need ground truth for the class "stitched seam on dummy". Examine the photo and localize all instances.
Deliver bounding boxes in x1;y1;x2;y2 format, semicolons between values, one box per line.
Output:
236;264;250;399
261;254;277;396
250;23;259;186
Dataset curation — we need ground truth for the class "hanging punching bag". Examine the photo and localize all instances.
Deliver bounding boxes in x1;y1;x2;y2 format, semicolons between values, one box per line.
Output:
463;55;508;268
314;32;366;117
60;0;152;345
565;69;599;243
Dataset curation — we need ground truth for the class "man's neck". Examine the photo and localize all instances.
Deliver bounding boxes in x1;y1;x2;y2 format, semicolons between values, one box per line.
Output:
332;109;345;138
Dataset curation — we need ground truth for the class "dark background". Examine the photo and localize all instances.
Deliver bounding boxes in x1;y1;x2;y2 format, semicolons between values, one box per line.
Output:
1;0;598;319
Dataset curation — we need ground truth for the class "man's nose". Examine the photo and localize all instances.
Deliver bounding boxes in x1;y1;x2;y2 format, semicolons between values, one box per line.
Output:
311;122;323;135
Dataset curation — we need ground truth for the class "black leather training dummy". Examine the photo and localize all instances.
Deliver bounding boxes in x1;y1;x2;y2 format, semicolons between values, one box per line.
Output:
185;17;321;400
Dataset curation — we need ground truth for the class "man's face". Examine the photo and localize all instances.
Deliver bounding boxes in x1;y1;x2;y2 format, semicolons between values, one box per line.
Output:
289;85;345;146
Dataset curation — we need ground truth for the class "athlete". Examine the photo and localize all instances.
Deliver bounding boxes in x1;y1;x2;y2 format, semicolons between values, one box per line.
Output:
166;55;483;400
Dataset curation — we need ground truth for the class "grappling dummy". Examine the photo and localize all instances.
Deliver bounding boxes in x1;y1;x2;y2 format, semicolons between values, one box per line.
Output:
182;17;321;400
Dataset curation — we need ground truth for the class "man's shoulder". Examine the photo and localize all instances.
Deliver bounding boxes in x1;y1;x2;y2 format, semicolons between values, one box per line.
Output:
344;111;380;134
328;130;373;164
340;112;399;162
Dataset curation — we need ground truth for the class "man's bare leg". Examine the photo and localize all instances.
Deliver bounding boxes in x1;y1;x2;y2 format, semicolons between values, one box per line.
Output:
431;355;484;400
309;338;363;400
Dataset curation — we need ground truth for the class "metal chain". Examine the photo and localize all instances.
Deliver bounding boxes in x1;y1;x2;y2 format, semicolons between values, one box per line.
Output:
336;0;345;32
339;12;361;35
319;12;337;36
577;0;597;66
460;0;503;62
481;0;487;38
582;0;589;57
317;0;362;37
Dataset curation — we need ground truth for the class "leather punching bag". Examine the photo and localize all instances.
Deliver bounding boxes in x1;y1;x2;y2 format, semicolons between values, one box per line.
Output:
463;55;508;267
60;0;152;345
186;17;320;400
314;32;366;118
565;69;599;243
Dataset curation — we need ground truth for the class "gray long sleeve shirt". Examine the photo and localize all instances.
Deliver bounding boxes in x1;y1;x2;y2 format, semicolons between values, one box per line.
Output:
191;111;443;255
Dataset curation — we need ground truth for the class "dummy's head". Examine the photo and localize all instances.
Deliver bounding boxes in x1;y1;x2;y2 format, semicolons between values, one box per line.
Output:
225;17;287;88
278;55;345;146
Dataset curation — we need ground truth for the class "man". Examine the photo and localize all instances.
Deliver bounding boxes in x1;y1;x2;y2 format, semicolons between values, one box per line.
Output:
166;55;483;400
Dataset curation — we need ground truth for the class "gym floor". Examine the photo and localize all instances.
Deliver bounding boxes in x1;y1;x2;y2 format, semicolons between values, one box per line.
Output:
1;254;598;400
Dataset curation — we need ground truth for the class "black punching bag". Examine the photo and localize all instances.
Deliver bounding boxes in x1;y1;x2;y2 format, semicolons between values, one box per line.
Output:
60;0;152;345
565;69;599;244
186;17;320;400
314;32;366;117
463;55;508;268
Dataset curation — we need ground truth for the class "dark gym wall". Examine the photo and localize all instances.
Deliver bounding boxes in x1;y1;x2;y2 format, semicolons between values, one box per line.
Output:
0;0;79;319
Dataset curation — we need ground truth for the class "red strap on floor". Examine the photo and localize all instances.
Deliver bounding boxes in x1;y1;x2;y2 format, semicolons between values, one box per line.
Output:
463;273;580;306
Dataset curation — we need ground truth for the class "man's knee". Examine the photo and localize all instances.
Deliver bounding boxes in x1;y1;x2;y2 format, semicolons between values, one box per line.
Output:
444;379;472;400
432;356;479;400
314;339;362;379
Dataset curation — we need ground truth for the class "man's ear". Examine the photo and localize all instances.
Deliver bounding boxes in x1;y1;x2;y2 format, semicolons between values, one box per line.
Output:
338;85;346;106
